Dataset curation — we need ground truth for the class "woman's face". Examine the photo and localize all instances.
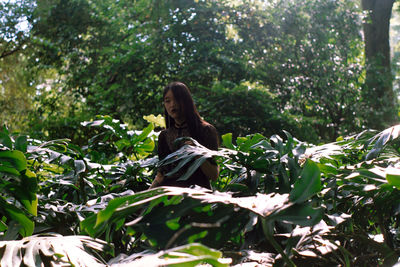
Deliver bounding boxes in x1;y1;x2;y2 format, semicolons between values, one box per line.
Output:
164;89;184;123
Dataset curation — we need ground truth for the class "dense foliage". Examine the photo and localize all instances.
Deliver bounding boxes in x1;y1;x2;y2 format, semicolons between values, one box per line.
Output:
2;0;400;265
2;0;386;143
1;117;400;265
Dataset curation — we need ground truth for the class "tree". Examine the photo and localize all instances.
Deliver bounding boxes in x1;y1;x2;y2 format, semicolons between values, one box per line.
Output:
0;0;33;59
361;0;398;129
234;0;364;140
0;53;35;133
31;0;166;127
0;0;35;132
28;0;367;142
27;0;393;142
29;0;252;136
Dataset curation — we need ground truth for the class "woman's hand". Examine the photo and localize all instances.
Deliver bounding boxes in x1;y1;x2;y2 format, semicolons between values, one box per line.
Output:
184;140;219;181
149;171;164;188
184;140;195;146
200;160;219;181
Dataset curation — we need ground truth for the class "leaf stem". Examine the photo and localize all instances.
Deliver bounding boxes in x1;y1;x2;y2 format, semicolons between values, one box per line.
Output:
265;233;296;267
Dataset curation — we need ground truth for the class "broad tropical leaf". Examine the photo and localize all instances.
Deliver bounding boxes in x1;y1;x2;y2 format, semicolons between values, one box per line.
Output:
0;234;111;267
108;243;231;267
0;146;38;237
81;185;322;250
158;137;233;181
290;160;321;203
365;125;400;160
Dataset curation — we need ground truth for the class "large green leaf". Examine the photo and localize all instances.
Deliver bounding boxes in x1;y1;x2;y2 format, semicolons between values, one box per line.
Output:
289;160;321;203
237;133;265;152
0;150;38;218
159;137;229;181
132;123;154;144
221;133;235;149
108;243;231;267
0;132;12;149
81;186;296;249
365;125;400;160
0;150;27;173
0;165;19;176
270;203;324;227
386;168;400;189
81;189;164;237
14;136;27;153
13;185;38;217
0;197;34;237
0;234;111;266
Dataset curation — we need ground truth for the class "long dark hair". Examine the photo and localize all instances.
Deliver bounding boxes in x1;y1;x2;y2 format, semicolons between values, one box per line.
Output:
163;82;203;139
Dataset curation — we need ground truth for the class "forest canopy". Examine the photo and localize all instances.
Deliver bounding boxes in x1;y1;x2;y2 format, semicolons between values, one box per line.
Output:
2;0;399;143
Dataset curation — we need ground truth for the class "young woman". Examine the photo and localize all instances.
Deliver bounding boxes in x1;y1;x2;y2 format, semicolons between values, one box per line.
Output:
150;82;219;189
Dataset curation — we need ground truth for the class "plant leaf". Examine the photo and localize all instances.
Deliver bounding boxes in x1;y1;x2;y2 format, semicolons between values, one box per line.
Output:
108;243;231;267
0;132;12;149
0;234;111;266
221;133;235;149
0;150;27;172
0;197;34;237
290;160;321;203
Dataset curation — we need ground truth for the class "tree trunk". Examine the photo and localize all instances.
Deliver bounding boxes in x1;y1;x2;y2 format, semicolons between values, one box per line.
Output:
361;0;398;129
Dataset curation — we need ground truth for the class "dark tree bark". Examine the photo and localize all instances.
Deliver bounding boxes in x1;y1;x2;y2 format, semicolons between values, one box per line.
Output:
361;0;398;129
